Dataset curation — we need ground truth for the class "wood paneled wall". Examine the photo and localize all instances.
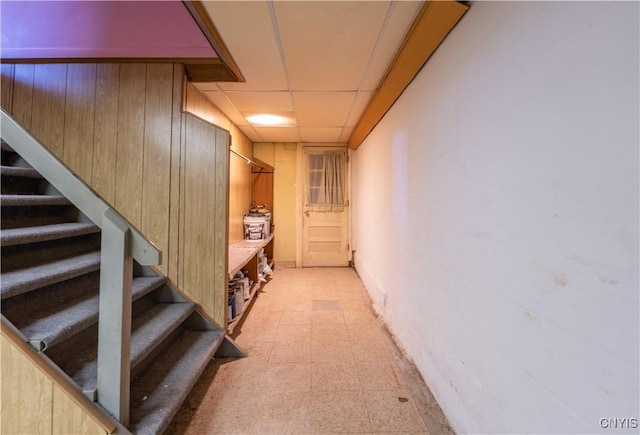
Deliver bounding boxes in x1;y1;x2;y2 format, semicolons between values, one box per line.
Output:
0;63;249;433
183;82;253;243
1;334;108;435
0;63;239;324
179;114;229;323
2;63;174;276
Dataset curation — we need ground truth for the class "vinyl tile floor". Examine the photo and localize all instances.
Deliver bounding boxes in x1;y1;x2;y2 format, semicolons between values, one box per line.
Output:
167;266;453;435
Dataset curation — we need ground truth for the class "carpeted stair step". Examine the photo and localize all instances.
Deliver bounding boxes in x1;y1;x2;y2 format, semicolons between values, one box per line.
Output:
1;163;46;195
46;301;198;391
130;301;197;369
44;324;98;391
1;222;100;247
1;203;74;230
2;232;101;273
1;165;42;178
1;140;228;434
129;328;225;435
0;250;101;300
4;275;167;351
1;194;70;206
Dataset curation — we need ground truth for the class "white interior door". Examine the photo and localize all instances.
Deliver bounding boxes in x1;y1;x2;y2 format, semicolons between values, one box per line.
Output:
302;146;349;267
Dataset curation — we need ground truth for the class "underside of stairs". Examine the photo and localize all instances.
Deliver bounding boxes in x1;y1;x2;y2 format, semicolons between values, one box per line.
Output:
1;140;236;434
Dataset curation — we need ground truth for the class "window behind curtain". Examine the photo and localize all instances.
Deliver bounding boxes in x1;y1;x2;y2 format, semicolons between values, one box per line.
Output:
306;152;345;212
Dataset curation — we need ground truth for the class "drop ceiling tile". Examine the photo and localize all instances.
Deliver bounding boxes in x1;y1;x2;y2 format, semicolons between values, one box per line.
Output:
237;125;264;142
339;126;355;143
274;1;390;91
299;127;342;143
254;127;301;143
294;92;356;126
225;91;293;112
193;0;422;144
202;1;288;91
345;91;373;126
360;1;423;91
203;91;248;127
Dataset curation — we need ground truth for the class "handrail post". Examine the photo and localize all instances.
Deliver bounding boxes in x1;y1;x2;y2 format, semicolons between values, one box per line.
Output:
97;208;133;426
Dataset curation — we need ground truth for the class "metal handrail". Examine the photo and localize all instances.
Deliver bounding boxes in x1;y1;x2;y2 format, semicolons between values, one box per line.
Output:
0;109;161;266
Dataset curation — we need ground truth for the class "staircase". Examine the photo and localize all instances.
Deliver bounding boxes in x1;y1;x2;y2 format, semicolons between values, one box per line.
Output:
0;139;232;434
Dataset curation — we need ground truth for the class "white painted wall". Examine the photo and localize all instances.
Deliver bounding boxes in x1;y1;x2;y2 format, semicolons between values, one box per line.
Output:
351;2;639;433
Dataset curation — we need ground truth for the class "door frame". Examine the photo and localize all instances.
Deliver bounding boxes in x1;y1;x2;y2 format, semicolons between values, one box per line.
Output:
295;143;351;267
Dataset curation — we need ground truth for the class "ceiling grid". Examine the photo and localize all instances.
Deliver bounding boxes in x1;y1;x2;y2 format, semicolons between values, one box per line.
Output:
196;0;424;144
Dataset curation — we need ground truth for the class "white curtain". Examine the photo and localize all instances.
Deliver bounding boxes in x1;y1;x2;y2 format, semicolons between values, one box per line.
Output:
307;152;345;212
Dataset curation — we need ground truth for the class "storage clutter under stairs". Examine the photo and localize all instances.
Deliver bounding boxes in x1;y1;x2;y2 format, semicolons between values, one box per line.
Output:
0;140;229;434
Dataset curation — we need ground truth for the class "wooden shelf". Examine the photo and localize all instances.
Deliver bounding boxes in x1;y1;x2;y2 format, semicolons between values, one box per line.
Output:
227;234;274;333
227;282;261;333
228;233;274;280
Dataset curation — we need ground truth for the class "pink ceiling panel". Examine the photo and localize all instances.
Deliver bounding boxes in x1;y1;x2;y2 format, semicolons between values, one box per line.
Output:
0;0;218;59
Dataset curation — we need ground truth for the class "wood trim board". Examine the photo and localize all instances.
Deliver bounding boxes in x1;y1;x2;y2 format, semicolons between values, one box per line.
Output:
182;0;245;83
348;0;469;149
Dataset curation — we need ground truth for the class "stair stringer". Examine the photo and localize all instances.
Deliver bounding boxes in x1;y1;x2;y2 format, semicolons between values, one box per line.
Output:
0;117;243;433
135;264;246;358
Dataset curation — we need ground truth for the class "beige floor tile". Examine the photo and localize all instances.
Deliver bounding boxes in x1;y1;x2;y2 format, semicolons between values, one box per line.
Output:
359;432;429;435
280;310;313;325
275;323;313;342
341;298;370;310
313;322;350;342
266;300;286;312
185;407;262;434
312;361;360;391
245;297;280;320
258;290;283;300
312;299;342;311
340;290;369;300
287;289;313;299
283;300;313;311
184;379;263;434
233;322;279;344
343;309;375;324
210;355;269;383
270;340;312;363
351;337;395;362
213;348;274;378
241;308;282;324
311;287;340;299
243;316;281;329
310;391;372;433
346;322;387;342
364;390;428;433
357;361;405;391
257;362;312;393
222;341;273;367
260;298;283;307
171;267;450;435
313;310;346;325
312;340;355;363
253;390;312;434
336;280;366;289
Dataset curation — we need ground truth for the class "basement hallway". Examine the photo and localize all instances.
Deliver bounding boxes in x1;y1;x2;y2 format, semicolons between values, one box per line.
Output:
167;266;452;434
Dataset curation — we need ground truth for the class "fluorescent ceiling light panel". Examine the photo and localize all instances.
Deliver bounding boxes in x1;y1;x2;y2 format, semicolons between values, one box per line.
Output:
244;112;296;126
